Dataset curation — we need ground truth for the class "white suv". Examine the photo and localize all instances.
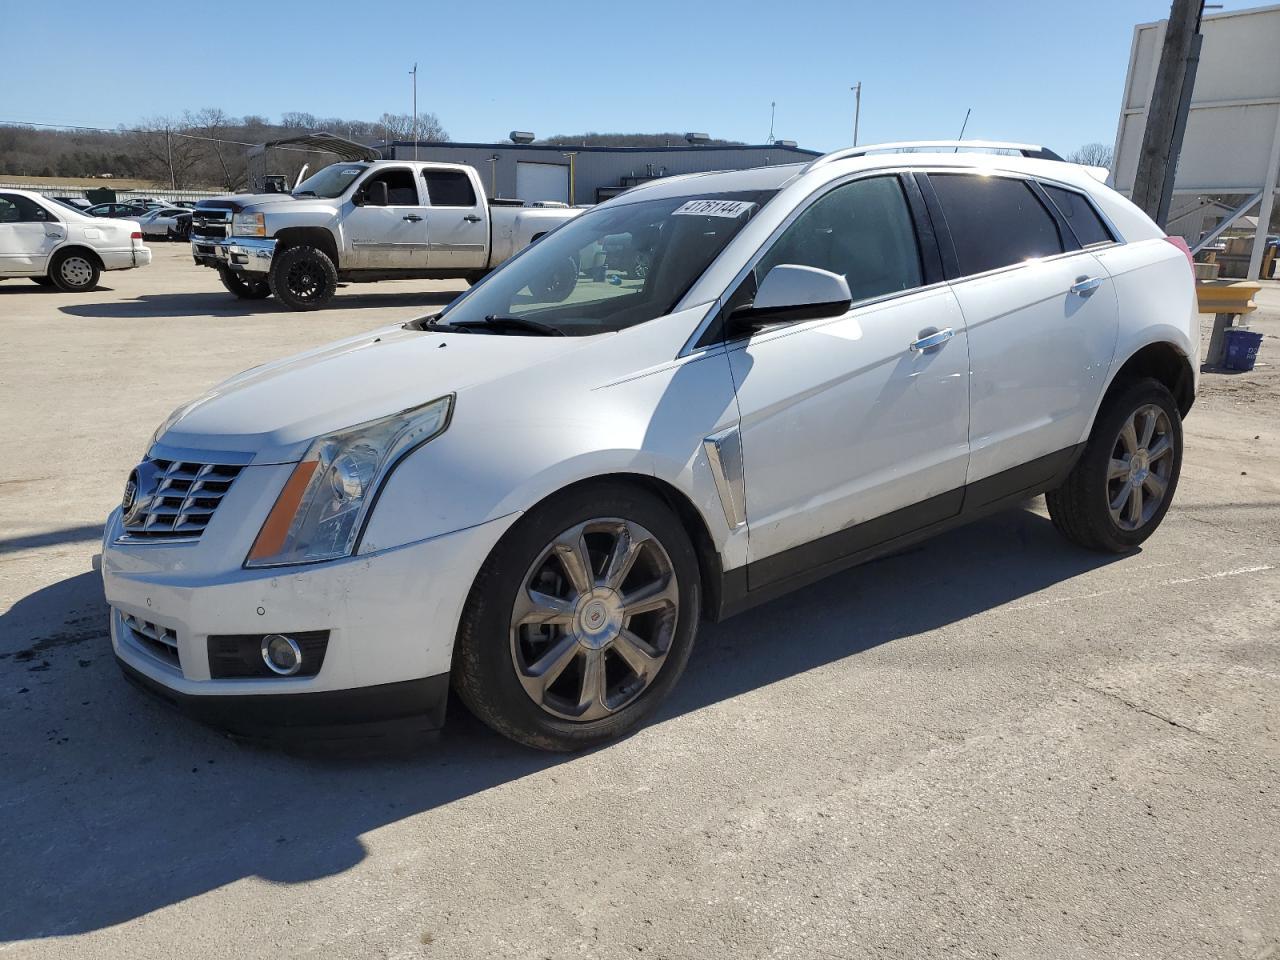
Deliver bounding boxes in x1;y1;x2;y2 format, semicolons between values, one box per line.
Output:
101;141;1198;751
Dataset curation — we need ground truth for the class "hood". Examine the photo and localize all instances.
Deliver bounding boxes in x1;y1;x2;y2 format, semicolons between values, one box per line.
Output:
195;194;302;213
156;325;591;464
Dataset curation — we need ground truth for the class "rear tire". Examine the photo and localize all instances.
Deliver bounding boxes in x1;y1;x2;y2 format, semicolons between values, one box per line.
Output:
218;266;271;300
49;250;101;292
1047;378;1183;552
268;245;338;311
452;481;701;752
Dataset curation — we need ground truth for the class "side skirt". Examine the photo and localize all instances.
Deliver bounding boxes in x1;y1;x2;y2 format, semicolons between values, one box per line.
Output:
713;444;1083;621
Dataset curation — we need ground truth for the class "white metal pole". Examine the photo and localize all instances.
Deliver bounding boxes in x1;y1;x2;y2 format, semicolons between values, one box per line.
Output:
851;83;861;146
1247;102;1280;280
411;63;418;161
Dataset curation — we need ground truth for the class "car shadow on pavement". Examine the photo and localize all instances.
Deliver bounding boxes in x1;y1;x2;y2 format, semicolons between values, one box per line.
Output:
56;289;462;320
0;505;1123;941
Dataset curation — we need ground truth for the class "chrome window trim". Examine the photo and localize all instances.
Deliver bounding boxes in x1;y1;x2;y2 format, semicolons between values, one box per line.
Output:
677;167;932;357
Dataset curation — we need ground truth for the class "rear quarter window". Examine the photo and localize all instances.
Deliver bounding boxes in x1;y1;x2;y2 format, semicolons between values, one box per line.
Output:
1041;184;1115;247
929;174;1064;277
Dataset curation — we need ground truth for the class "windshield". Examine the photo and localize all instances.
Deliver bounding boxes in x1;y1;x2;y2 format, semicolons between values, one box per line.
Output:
436;190;775;336
293;163;368;198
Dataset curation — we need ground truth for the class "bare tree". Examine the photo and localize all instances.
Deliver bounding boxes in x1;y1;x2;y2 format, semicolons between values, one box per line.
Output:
190;108;248;190
1068;142;1114;170
378;112;448;143
280;112;318;130
127;116;203;188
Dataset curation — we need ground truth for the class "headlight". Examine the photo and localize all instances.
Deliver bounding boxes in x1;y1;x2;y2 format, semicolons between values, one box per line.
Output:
231;212;266;237
244;395;453;568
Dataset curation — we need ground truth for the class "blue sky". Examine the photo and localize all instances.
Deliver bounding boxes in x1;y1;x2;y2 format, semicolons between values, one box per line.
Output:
0;0;1260;153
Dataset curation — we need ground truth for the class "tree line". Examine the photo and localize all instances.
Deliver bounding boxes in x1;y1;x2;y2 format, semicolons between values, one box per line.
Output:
0;109;448;189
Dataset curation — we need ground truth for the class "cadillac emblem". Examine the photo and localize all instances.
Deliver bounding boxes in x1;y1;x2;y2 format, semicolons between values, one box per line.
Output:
121;471;139;521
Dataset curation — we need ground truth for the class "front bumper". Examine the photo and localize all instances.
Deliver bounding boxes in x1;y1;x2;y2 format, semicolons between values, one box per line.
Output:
191;235;275;274
103;503;519;737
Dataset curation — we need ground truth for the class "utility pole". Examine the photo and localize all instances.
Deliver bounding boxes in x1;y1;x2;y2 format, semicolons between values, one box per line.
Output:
851;82;862;146
1131;0;1203;225
562;152;578;206
165;124;175;190
768;101;776;143
410;62;419;160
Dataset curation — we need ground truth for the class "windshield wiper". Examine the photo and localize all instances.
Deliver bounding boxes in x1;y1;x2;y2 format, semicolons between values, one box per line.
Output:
448;315;565;337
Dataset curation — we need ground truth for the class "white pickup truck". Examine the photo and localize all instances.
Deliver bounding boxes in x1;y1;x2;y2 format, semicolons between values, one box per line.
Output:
191;160;581;310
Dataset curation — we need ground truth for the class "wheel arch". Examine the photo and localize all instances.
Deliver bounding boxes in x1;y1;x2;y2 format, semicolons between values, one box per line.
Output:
1101;340;1196;418
52;244;104;270
487;472;726;623
272;226;339;264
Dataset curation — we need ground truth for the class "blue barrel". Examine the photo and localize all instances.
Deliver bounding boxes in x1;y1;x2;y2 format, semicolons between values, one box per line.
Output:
1222;328;1264;372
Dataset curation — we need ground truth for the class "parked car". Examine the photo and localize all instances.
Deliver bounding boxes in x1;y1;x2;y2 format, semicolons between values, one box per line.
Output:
102;141;1197;750
0;189;151;290
85;202;144;219
189;160;582;310
53;196;93;211
123;197;170;210
135;207;192;240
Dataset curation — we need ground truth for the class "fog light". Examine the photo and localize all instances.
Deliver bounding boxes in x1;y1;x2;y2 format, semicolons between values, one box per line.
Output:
261;634;303;676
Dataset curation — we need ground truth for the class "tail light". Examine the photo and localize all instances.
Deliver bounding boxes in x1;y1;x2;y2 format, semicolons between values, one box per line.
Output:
130;231;142;241
1164;235;1195;270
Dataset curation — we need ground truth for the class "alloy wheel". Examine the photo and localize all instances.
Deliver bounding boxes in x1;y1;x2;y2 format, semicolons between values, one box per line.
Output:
1107;402;1175;531
509;518;679;722
286;262;322;301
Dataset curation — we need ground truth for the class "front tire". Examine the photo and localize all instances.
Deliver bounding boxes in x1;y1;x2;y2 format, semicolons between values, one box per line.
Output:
1047;378;1183;552
268;245;338;311
49;250;101;292
453;482;701;752
218;266;271;300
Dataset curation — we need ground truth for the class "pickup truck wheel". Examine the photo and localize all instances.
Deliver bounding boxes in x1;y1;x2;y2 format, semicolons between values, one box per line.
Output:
452;482;700;752
50;250;101;292
1046;378;1183;553
269;245;338;311
528;257;577;303
217;266;271;300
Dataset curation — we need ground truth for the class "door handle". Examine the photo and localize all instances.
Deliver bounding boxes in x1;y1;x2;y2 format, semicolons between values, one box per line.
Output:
1070;275;1102;295
909;327;955;352
46;232;63;239
462;214;482;223
402;214;423;222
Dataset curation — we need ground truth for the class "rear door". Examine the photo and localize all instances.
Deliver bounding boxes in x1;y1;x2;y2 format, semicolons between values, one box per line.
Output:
421;169;488;271
724;174;972;586
0;194;65;275
923;172;1119;494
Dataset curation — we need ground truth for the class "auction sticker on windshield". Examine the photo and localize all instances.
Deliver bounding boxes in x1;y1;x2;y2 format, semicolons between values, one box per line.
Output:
672;199;758;218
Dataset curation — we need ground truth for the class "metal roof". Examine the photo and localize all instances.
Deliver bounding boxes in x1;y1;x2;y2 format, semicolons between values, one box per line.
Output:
246;132;382;161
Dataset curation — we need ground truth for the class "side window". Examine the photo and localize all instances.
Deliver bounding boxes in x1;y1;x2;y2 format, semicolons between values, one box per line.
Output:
422;170;478;207
755;176;923;304
1041;184;1115;247
0;194;52;223
929;174;1064;276
365;168;420;206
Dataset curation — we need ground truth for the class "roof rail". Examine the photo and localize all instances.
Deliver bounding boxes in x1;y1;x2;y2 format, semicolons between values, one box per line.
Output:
804;140;1065;171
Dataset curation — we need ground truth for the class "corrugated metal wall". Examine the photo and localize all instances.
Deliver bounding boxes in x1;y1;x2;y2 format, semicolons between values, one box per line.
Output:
385;142;820;204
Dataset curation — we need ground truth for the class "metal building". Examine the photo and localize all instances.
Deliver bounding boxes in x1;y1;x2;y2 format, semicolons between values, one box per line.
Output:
1112;3;1280;278
383;140;821;205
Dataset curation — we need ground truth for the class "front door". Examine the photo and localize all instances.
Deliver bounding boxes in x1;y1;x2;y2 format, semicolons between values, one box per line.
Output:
0;194;64;275
422;169;488;271
344;167;429;269
924;172;1120;488
725;175;972;588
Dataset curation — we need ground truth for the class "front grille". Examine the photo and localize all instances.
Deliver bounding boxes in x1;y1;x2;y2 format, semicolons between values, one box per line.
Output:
191;208;232;239
208;631;330;679
120;612;180;667
121;458;243;541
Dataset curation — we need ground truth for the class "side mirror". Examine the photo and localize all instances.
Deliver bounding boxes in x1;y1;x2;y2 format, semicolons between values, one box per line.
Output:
361;180;389;207
727;264;852;337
